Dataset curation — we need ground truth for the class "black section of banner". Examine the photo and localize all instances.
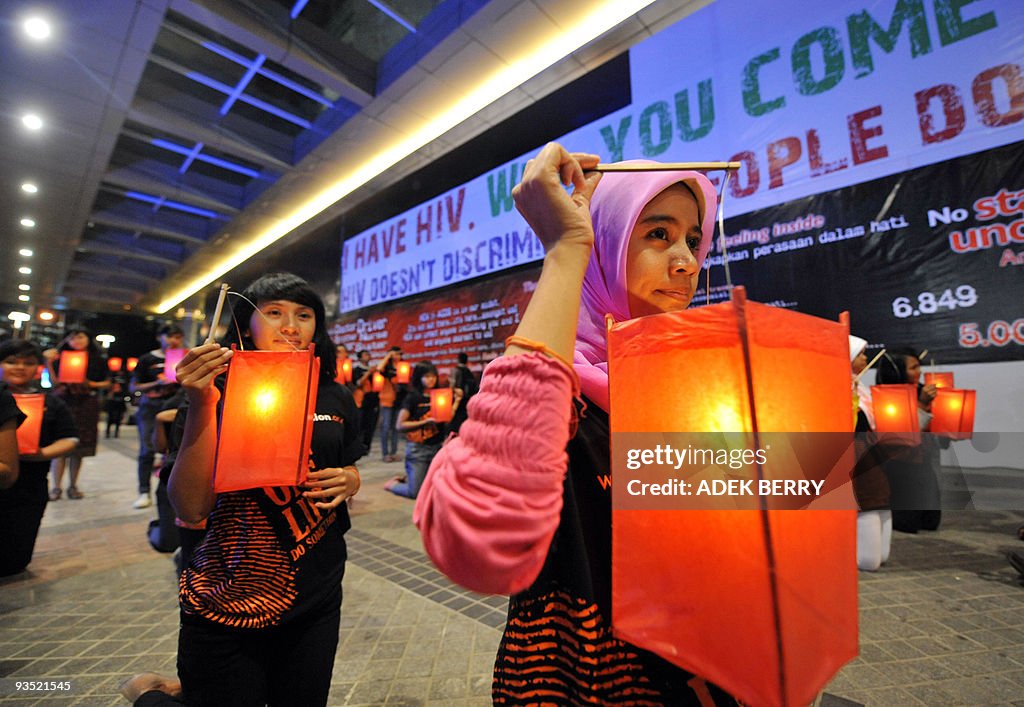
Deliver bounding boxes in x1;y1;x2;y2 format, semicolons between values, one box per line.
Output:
701;142;1024;364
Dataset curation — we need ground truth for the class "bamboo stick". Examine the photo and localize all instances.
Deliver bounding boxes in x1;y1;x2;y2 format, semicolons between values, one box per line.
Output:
591;161;741;172
205;283;230;345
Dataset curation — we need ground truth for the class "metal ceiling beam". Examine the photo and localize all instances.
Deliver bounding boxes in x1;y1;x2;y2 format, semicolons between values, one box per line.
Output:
169;0;375;105
65;276;149;294
128;98;293;171
103;167;241;215
62;283;147;297
68;263;163;285
87;214;207;246
75;243;181;268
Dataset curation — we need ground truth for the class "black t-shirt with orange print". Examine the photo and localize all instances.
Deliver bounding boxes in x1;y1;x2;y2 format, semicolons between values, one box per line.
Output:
180;381;365;629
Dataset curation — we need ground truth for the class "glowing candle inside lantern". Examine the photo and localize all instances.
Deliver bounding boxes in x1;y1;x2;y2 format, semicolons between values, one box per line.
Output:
57;350;87;383
13;394;45;455
127;357;138;371
429;388;453;422
396;361;411;384
339;357;353;383
108;357;123;372
930;388;976;440
372;371;385;392
924;372;954;389
214;347;319;492
871;384;920;445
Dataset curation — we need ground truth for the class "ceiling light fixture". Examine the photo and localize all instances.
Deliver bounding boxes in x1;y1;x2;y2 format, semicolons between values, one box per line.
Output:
19;248;34;257
21;113;43;131
21;182;39;194
154;0;657;312
23;16;52;41
18;295;31;302
38;311;55;322
20;218;36;228
19;284;31;291
19;267;32;275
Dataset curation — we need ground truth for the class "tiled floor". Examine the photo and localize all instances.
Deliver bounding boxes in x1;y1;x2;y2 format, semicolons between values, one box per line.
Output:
1;429;1023;705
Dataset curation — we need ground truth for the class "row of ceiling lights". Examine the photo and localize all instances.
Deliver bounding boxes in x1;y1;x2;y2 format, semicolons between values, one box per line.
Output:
12;13;53;312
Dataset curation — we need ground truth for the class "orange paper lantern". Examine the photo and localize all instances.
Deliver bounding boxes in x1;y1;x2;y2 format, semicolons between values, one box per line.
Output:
396;361;411;384
336;356;353;384
126;357;138;371
930;388;976;440
870;384;920;445
924;371;954;389
13;394;45;455
429;388;453;423
57;350;88;384
108;357;123;372
163;348;186;382
213;346;320;492
372;371;385;393
607;287;857;707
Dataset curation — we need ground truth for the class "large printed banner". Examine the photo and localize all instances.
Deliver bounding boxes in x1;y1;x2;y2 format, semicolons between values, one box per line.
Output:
330;268;536;373
341;0;1023;312
698;142;1023;364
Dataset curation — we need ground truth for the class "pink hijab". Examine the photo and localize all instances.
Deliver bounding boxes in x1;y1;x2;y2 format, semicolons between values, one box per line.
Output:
573;162;718;411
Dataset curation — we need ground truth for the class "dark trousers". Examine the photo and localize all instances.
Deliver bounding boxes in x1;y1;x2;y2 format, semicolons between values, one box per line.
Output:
0;470;48;576
136;401;160;493
173;601;342;707
358;395;379;452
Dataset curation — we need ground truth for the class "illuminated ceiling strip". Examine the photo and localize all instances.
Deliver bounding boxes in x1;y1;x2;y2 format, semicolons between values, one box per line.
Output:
155;0;657;313
185;70;312;128
365;0;417;33
178;141;205;174
151;138;261;178
202;41;334;107
220;54;267;115
290;0;311;20
126;190;222;219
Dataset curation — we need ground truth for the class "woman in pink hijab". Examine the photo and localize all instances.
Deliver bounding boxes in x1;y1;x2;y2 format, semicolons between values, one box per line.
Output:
415;143;737;704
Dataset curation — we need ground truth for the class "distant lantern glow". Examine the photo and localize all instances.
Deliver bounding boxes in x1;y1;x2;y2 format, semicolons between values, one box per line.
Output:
21;183;38;194
19;248;33;257
20;218;36;228
21;114;43;131
396;361;411;384
429;388;454;422
57;350;88;383
38;310;54;321
23;16;52;40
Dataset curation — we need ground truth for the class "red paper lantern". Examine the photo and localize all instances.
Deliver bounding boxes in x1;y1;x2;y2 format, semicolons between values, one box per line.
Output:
213;346;320;492
924;371;954;389
607;287;857;707
163;348;186;382
372;371;385;393
336;356;353;384
13;394;45;455
126;357;138;371
396;361;411;384
429;388;453;423
870;384;920;445
108;357;123;372
930;388;976;440
57;350;88;384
